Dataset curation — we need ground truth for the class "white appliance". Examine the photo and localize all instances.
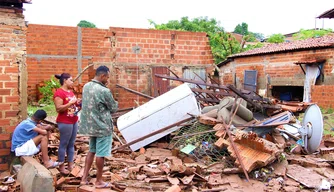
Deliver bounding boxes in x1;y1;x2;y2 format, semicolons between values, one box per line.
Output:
117;83;200;151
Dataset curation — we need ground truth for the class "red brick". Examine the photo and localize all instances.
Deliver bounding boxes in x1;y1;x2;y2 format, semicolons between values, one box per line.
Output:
0;134;10;140
5;95;19;102
4;82;18;88
0;75;11;81
0;119;10;126
5;141;11;148
0;89;10;95
0;164;9;171
0;149;10;156
5;110;19;118
0;104;11;110
5;126;16;133
4;67;18;73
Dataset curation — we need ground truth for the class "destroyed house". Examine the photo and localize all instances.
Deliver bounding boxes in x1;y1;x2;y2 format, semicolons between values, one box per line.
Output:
26;25;215;108
218;35;334;109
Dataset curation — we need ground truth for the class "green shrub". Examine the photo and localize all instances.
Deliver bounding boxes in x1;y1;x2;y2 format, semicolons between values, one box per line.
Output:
38;76;61;104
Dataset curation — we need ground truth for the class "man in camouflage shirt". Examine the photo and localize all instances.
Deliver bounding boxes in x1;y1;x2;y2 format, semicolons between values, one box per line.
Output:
79;65;118;188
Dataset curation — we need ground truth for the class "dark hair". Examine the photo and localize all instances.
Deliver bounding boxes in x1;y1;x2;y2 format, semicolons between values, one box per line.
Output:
95;66;110;76
55;73;71;85
33;109;47;121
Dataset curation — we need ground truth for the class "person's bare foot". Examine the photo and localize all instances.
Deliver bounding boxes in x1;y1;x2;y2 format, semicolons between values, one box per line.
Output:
43;160;62;169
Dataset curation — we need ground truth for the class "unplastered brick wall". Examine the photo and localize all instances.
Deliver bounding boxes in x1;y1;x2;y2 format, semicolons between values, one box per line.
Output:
0;8;27;171
311;85;334;109
27;25;214;108
219;48;334;101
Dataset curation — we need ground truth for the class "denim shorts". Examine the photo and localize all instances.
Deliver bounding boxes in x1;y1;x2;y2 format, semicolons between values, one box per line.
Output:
89;135;112;157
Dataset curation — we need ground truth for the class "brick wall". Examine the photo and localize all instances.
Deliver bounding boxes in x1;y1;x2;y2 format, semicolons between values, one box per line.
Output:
27;25;214;108
219;48;334;105
0;8;27;171
311;85;334;109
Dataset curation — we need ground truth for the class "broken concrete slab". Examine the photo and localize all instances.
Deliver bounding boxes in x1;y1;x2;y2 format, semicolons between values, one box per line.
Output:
17;156;54;192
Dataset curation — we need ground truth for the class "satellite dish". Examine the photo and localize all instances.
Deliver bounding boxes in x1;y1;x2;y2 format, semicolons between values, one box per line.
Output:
299;104;323;154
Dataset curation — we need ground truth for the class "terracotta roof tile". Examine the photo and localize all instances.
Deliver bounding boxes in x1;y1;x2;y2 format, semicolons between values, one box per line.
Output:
230;35;334;58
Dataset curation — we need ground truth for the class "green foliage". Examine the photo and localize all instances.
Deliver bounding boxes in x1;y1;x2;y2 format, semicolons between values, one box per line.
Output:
38;76;60;104
267;33;285;43
77;20;96;28
293;29;333;40
209;32;243;63
150;17;263;64
149;16;224;33
234;22;249;36
233;22;264;42
243;42;264;51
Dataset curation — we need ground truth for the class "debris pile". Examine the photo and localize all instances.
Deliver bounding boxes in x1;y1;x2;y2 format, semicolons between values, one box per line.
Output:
5;78;334;191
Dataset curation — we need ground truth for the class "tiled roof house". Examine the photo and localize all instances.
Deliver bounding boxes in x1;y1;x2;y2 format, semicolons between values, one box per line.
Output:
218;35;334;108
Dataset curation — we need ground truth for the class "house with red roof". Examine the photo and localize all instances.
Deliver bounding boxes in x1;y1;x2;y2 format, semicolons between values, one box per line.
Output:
217;35;334;109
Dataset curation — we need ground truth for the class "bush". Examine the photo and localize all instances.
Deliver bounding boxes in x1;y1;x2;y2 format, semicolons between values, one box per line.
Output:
38;76;61;104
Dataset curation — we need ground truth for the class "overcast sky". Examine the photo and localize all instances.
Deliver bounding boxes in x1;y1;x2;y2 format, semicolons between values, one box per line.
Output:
24;0;334;37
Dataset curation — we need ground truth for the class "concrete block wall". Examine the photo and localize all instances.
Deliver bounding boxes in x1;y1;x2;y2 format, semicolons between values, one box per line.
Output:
27;25;214;108
0;8;27;171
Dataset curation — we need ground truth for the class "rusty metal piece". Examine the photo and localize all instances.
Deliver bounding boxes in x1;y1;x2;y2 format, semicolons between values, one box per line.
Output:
227;84;262;111
116;84;154;99
155;74;229;90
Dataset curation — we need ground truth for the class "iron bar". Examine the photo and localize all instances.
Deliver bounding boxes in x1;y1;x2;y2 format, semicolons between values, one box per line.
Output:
191;88;232;97
116;84;154;99
227;84;262;111
155;74;229;90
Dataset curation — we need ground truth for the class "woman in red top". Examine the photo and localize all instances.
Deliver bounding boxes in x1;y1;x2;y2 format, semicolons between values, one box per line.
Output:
53;73;81;174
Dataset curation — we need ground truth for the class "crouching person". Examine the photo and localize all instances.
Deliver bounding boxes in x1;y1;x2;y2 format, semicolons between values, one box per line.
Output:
11;109;62;169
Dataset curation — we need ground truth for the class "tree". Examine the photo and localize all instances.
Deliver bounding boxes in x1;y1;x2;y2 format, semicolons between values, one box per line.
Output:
77;20;96;28
293;29;333;40
149;17;263;64
234;22;249;36
234;22;264;42
267;34;285;43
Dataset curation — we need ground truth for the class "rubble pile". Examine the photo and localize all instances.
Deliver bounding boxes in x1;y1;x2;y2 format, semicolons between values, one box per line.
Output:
2;78;334;191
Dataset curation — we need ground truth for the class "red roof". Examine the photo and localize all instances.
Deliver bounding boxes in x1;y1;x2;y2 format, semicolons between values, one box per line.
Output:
230;35;334;58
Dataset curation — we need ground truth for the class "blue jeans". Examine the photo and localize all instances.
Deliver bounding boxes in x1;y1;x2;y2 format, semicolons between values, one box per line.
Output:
57;122;78;162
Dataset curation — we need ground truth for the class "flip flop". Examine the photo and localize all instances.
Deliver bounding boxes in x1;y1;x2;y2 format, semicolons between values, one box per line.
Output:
45;160;63;169
95;182;112;189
